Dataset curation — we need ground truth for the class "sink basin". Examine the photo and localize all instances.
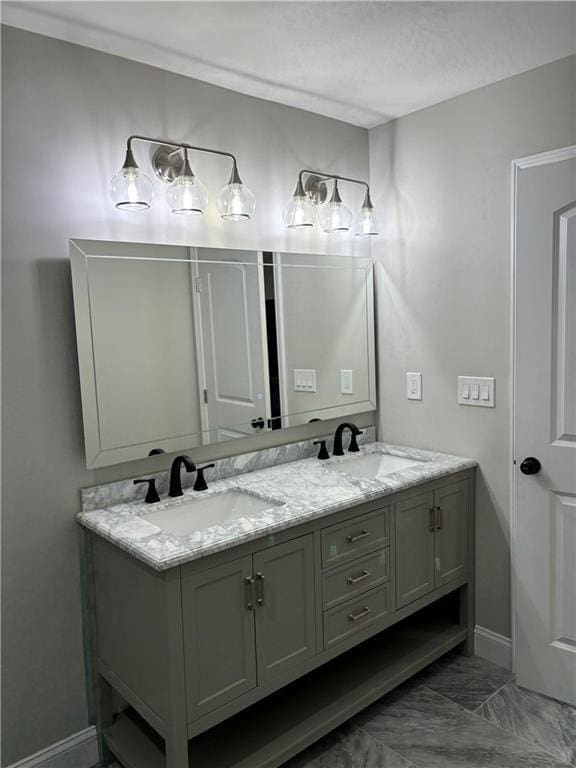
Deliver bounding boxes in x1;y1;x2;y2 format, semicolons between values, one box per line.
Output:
328;453;426;480
142;490;282;536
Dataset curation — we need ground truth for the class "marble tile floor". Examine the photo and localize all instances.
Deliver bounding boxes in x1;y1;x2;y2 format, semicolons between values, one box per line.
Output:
283;651;576;768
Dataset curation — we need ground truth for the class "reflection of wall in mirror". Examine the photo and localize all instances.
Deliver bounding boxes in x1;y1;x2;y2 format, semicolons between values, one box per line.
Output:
86;246;202;453
276;254;370;427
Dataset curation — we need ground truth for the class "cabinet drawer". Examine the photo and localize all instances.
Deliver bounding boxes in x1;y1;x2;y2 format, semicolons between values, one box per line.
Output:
323;584;391;649
322;548;390;610
321;508;389;569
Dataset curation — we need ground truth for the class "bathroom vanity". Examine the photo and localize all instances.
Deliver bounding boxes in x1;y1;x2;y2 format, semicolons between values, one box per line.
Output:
79;443;476;768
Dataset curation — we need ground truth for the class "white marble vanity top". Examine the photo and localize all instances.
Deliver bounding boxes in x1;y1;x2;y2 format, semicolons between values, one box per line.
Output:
77;443;476;571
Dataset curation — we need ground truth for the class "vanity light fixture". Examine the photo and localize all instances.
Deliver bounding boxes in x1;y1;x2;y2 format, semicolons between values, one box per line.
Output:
282;177;317;228
109;135;255;221
355;189;379;237
318;179;353;233
283;170;379;236
109;145;154;211
166;148;208;215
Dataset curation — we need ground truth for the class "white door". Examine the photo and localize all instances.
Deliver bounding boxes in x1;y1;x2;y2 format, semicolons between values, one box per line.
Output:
193;249;270;443
514;147;576;706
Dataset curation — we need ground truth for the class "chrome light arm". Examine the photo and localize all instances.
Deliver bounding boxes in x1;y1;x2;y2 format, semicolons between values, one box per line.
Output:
124;134;241;183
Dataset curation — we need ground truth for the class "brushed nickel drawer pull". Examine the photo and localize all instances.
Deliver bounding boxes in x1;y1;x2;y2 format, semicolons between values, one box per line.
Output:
255;572;265;606
244;576;255;611
346;529;370;543
347;569;370;585
348;605;372;622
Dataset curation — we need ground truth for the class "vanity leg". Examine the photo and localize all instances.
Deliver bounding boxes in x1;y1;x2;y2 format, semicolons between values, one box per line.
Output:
81;532;115;765
165;569;189;768
96;674;116;766
459;473;476;657
165;728;189;768
458;583;475;657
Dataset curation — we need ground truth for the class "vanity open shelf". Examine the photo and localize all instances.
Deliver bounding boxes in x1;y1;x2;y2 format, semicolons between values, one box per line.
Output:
86;466;475;768
104;608;467;768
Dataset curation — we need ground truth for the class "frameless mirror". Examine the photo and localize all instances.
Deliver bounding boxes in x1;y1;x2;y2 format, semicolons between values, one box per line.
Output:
70;240;376;468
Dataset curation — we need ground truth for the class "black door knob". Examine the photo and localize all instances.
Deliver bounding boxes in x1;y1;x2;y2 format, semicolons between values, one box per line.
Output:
251;417;265;430
520;457;541;475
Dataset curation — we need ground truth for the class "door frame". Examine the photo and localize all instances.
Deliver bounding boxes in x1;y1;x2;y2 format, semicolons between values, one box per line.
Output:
510;144;576;673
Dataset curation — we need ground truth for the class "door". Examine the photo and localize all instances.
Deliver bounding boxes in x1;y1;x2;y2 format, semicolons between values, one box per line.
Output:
395;491;435;608
253;536;316;683
514;147;576;705
181;556;257;720
434;480;469;588
193;248;271;442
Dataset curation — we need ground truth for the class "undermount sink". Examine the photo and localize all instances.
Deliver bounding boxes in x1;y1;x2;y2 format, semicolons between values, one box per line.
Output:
328;452;426;480
142;490;282;536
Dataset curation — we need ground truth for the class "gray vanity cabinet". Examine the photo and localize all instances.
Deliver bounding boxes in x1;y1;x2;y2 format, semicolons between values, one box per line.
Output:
434;480;469;588
395;491;436;608
395;479;469;609
182;535;316;721
93;468;475;768
254;536;316;682
181;556;258;721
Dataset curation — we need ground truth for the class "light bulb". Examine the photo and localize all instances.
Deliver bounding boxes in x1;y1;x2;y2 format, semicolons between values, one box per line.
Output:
109;147;154;211
318;180;352;233
355;190;379;236
283;178;316;228
217;165;255;221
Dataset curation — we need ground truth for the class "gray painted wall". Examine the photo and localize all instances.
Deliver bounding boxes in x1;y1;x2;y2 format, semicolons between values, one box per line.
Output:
0;26;373;764
369;55;576;639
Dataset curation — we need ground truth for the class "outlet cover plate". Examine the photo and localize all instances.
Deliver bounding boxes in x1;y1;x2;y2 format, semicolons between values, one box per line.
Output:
406;372;422;400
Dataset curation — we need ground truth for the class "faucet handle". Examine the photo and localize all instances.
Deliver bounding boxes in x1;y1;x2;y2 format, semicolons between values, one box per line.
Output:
313;440;330;460
194;464;215;492
134;478;161;504
348;429;363;453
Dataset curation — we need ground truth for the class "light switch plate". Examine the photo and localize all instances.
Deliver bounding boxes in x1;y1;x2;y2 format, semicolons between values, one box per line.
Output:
458;376;495;407
340;369;354;395
294;369;317;392
406;372;422;400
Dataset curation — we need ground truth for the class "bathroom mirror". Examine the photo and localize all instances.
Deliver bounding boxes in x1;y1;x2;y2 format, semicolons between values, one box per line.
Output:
70;240;376;468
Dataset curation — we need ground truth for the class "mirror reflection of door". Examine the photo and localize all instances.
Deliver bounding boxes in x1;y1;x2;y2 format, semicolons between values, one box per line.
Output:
192;249;271;443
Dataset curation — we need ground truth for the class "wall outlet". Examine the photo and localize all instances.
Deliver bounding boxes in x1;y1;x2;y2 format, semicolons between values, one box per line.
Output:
458;376;495;407
406;372;422;400
340;369;354;395
294;369;317;392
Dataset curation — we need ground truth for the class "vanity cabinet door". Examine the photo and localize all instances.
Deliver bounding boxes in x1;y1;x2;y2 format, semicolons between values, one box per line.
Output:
395;491;435;608
434;480;469;588
253;535;316;683
182;556;257;721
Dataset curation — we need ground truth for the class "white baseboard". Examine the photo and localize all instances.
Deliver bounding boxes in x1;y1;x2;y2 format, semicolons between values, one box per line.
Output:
6;726;98;768
474;625;512;670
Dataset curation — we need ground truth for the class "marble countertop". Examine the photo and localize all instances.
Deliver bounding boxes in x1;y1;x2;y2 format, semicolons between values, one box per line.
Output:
77;443;476;571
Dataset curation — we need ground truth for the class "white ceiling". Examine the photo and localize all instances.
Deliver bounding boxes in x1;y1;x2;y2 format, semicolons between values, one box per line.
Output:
3;1;576;128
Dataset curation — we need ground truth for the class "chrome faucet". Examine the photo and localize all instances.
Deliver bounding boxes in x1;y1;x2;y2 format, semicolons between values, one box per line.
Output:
169;455;196;497
332;423;363;456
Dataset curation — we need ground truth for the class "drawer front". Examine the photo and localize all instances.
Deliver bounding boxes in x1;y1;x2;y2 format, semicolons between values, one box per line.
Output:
322;548;390;610
323;584;391;649
321;508;390;569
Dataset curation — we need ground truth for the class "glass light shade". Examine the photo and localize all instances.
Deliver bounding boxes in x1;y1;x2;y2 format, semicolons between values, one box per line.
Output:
109;167;154;211
283;195;317;228
319;200;353;233
355;205;379;236
217;182;255;221
167;173;208;215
